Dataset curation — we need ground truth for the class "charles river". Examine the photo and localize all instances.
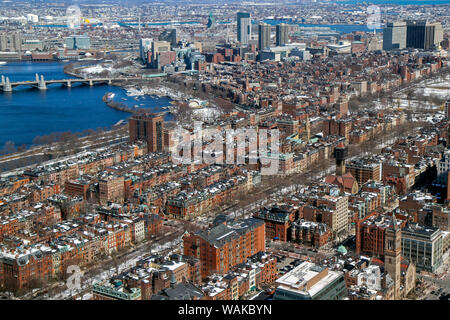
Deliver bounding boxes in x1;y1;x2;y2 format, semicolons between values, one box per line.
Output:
0;61;172;148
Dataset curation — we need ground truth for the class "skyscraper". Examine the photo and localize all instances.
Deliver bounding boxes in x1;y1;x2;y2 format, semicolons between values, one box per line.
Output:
139;38;153;64
383;20;443;51
151;41;171;69
425;22;443;49
406;20;426;49
237;12;251;45
207;12;215;29
383;22;406;51
276;23;288;46
406;20;443;50
129;113;164;153
258;22;271;50
158;29;177;48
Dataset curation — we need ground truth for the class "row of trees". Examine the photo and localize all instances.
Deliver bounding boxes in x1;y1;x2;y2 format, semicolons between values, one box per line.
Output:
348;65;450;113
0;141;27;156
204;119;426;223
0;126;119;159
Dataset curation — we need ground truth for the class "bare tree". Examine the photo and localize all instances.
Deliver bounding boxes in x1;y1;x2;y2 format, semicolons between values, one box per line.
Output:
0;141;16;155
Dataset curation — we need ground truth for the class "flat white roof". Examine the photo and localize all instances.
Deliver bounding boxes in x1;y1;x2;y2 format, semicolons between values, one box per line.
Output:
276;261;342;298
162;261;185;271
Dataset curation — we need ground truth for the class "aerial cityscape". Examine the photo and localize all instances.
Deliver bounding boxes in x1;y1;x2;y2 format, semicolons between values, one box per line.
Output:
0;0;449;306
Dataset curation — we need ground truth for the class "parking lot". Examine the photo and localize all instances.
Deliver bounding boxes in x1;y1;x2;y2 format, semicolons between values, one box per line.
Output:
422;287;449;300
275;255;306;276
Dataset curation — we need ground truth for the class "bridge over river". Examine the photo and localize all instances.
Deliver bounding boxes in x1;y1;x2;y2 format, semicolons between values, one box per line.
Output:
0;74;144;92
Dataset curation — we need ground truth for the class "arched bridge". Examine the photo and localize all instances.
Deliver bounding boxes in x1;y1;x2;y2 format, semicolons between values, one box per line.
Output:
0;74;143;92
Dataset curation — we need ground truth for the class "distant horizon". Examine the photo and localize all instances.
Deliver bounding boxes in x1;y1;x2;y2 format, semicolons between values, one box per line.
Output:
337;0;450;4
3;0;450;4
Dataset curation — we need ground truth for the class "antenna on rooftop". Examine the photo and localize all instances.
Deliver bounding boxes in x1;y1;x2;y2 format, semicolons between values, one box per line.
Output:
138;15;141;37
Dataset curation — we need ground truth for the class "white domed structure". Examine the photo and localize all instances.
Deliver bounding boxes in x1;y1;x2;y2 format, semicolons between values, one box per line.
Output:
188;100;201;109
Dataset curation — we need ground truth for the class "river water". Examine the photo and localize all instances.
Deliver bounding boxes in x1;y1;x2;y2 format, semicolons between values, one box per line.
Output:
0;61;172;148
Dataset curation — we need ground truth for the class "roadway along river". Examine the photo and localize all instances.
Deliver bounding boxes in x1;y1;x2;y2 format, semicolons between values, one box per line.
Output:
0;61;172;149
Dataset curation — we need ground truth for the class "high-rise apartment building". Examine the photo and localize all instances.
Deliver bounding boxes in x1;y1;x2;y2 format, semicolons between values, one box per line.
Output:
237;12;251;45
383;22;407;50
346;158;382;185
302;192;350;235
276;23;289;46
183;218;265;278
258;22;271;51
129;113;164;153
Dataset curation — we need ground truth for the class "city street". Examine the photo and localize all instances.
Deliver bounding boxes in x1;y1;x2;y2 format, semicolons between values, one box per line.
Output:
29;227;184;300
417;252;450;300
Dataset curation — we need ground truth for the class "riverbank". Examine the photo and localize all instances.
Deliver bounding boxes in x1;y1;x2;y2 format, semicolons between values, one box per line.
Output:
0;124;129;174
102;92;150;114
64;57;191;100
66;60;186;105
123;85;193;102
103;93;134;113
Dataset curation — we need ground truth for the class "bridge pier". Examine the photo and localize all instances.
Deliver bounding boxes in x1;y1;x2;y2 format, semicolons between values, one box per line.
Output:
3;77;12;92
38;75;47;90
0;76;135;92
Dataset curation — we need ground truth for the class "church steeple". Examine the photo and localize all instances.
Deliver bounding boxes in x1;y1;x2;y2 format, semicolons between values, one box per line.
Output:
392;213;399;231
384;214;402;299
334;142;348;176
303;115;311;143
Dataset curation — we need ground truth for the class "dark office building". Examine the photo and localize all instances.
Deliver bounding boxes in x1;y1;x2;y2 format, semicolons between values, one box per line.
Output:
276;23;289;46
406;20;443;50
258;22;271;51
237;12;251;45
158;29;177;48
